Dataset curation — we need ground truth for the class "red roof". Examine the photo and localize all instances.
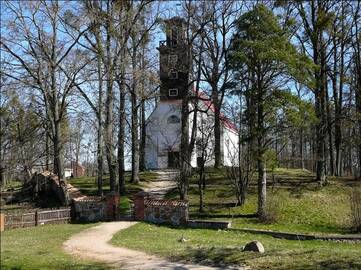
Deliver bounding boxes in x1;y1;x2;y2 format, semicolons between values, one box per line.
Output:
191;87;238;132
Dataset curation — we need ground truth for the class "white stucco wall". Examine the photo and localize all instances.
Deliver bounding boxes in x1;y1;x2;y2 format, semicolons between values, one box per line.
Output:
223;128;239;167
145;101;182;169
145;100;239;169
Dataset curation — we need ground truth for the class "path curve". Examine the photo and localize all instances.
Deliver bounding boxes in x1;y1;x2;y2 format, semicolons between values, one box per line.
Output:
63;221;225;270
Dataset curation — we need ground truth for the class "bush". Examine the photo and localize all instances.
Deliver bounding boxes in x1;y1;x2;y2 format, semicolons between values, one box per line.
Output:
259;192;281;224
350;189;361;232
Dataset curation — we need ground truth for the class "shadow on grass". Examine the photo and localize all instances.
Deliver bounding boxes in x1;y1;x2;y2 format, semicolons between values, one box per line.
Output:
1;262;109;270
319;260;361;270
171;245;337;269
190;213;257;219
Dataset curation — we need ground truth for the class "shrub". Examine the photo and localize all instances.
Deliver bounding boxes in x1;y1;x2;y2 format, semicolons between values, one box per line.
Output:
259;191;281;224
350;189;361;232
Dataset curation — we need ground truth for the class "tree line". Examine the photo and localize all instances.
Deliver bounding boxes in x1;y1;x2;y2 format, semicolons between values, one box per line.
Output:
1;0;360;218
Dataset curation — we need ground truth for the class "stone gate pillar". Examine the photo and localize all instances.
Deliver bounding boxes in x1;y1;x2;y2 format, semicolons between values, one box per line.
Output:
134;191;149;221
106;191;120;221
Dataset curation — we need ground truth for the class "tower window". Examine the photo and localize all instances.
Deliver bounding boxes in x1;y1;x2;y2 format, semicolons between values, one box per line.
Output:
169;88;178;97
171;26;178;45
169;70;178;79
168;54;178;65
167;115;180;124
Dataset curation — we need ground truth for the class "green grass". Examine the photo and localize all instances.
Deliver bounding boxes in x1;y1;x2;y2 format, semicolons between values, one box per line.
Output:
0;223;112;270
112;222;361;270
68;171;159;215
68;171;158;197
166;167;361;234
1;180;23;192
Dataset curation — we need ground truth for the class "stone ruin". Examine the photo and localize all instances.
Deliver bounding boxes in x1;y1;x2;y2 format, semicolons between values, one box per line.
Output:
4;171;70;207
31;171;70;206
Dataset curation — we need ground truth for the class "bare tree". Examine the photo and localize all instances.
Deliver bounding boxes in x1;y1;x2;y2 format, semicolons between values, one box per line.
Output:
1;1;88;185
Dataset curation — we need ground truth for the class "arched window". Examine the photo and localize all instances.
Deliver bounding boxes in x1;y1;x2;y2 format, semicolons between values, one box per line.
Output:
167;115;180;124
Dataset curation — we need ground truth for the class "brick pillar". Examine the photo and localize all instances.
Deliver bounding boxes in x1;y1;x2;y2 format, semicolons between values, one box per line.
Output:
134;191;149;221
106;191;120;221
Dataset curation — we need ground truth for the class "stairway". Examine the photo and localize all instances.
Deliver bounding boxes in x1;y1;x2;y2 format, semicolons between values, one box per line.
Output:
143;170;179;199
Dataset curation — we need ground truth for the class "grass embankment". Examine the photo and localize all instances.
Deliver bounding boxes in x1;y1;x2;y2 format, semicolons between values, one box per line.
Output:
0;224;111;270
68;171;159;214
165;168;361;234
112;222;361;270
111;168;361;269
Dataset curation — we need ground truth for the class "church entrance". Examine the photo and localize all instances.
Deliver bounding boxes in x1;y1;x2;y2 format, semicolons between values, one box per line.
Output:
168;151;180;168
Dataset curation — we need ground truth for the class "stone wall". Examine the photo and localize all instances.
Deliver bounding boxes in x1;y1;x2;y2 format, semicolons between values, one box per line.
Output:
72;197;106;222
133;191;188;226
71;192;119;222
144;199;188;226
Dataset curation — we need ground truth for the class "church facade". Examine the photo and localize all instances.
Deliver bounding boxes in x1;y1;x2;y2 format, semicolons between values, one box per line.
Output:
144;17;238;170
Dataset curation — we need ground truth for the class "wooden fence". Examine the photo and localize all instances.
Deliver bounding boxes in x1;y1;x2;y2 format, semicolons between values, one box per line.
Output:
2;208;71;230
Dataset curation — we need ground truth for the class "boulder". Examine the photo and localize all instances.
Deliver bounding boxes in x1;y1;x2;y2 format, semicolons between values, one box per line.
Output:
243;241;265;253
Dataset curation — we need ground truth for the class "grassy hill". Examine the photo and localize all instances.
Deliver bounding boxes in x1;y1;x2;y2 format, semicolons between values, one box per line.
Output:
165;168;361;234
111;168;361;270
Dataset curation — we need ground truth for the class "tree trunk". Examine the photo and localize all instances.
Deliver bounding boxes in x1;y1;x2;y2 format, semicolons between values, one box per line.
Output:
179;88;190;200
315;44;327;184
104;2;116;192
213;91;223;168
299;128;305;170
198;165;205;212
257;87;266;218
45;131;50;171
130;41;139;184
257;153;267;218
139;98;146;171
325;83;334;176
97;120;103;196
53;119;64;181
117;72;126;195
355;54;361;178
131;90;140;184
96;49;104;196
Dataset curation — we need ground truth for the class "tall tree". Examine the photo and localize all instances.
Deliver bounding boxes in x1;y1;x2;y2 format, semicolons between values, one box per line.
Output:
200;0;239;168
1;1;88;183
229;4;313;218
294;0;335;184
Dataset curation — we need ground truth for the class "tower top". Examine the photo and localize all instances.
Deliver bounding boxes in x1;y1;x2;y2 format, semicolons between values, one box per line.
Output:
163;17;187;47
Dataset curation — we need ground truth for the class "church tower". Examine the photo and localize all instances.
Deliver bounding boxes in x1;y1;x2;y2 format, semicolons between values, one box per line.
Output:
144;16;239;170
157;17;191;101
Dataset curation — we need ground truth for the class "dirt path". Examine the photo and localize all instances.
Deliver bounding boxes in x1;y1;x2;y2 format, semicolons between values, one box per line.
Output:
143;170;179;199
63;221;226;270
64;170;244;269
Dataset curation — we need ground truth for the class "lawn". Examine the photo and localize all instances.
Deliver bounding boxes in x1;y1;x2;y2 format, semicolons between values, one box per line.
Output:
165;168;361;234
67;171;159;215
0;224;112;270
111;168;361;269
112;222;361;270
68;171;158;196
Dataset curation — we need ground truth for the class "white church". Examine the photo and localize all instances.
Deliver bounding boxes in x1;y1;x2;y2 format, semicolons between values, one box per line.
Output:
144;17;238;170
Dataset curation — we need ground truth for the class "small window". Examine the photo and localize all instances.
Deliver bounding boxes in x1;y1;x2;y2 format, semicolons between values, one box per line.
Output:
168;54;178;65
169;88;178;97
169;70;178;79
171;26;178;45
167;115;180;124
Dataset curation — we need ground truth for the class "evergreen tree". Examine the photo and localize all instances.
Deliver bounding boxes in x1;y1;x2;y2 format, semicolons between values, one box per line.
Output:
229;4;314;219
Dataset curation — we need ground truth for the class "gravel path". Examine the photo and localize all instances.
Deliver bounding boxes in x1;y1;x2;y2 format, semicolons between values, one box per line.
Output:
63;170;245;269
63;221;224;270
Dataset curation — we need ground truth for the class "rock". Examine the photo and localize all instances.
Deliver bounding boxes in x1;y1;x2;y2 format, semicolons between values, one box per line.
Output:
178;234;188;243
243;241;265;253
